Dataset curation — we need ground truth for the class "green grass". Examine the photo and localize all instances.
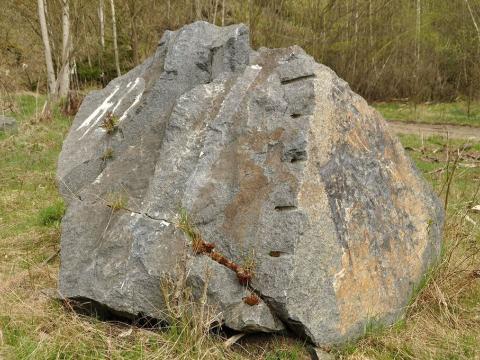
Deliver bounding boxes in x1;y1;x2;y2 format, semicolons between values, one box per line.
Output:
1;95;479;359
374;101;480;127
38;200;65;226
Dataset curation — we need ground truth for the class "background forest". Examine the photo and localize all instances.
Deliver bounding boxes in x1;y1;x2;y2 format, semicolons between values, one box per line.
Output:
1;0;480;104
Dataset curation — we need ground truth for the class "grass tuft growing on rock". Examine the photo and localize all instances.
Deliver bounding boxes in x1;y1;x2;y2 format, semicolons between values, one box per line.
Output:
100;112;119;134
177;208;215;254
176;209;256;287
106;192;128;212
101;147;114;161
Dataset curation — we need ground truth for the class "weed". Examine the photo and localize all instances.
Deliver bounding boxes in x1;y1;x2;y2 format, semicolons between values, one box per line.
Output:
106;192;127;211
37;101;53;123
176;208;215;254
240;249;256;282
176;209;255;286
101;147;114;161
100;112;118;134
62;91;83;116
38;201;65;226
159;267;227;358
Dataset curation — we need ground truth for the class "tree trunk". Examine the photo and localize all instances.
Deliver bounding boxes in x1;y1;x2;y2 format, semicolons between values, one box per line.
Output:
57;0;71;98
110;0;121;76
414;0;421;106
416;0;421;62
464;0;480;47
167;0;171;22
196;0;202;20
221;0;225;26
99;0;105;50
353;0;359;79
129;1;139;65
37;0;56;98
213;0;218;25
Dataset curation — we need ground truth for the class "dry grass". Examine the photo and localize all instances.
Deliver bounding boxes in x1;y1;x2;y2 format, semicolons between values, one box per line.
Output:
106;191;128;212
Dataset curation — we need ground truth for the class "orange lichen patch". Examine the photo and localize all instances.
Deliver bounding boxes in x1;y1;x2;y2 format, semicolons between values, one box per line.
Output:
347;127;371;153
219;118;301;245
333;107;433;335
244;293;260;306
222;153;269;244
333;211;429;335
248;127;284;153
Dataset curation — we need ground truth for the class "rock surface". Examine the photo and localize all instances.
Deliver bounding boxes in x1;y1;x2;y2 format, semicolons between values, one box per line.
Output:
57;21;444;345
0;115;17;133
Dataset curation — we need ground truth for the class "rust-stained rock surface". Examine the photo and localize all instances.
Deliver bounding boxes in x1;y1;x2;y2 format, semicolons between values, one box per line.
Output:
57;21;444;345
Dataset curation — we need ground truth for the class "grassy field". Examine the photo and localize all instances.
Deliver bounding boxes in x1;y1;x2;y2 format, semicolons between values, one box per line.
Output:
0;95;479;359
373;101;480;127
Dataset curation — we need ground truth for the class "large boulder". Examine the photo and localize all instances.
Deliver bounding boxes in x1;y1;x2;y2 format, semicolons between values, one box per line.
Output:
57;21;444;345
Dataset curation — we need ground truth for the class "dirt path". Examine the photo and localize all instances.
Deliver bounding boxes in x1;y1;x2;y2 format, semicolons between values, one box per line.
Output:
387;120;480;141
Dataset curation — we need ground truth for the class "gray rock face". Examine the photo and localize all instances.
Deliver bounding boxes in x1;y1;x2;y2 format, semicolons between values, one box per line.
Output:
0;115;17;133
57;21;444;345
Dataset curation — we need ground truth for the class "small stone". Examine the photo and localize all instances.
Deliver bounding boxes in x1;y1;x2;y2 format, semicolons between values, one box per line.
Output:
0;115;17;133
308;347;335;360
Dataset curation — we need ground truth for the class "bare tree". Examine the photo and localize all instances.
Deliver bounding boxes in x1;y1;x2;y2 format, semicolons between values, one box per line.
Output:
464;0;480;46
127;0;140;65
37;0;56;98
221;0;225;26
98;0;105;51
416;0;421;62
196;0;202;20
57;0;71;98
110;0;121;76
213;0;218;25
